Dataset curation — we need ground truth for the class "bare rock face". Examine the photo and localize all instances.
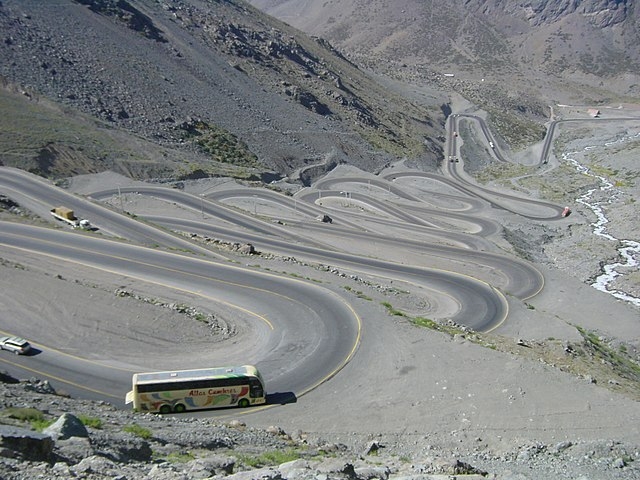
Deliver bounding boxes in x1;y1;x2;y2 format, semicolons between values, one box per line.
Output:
0;425;54;461
512;0;630;27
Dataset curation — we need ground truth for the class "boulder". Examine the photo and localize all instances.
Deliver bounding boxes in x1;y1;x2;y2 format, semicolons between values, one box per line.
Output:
0;425;54;461
237;243;256;255
187;454;236;477
71;455;120;476
44;413;88;440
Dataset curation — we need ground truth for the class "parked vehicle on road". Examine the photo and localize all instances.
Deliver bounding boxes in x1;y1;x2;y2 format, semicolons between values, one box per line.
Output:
0;336;32;355
50;206;91;229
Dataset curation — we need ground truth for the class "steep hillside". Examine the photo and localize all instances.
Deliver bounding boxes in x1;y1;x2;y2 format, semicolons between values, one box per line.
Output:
250;0;640;150
250;0;640;96
0;0;444;183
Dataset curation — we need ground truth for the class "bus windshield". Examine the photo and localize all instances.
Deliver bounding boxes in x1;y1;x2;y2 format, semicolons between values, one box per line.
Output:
125;365;266;414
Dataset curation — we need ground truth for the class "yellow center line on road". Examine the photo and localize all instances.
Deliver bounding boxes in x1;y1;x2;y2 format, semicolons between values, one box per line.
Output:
1;235;364;403
0;356;121;399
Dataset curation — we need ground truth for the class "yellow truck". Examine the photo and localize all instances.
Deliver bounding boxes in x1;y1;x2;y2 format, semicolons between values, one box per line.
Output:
50;206;91;229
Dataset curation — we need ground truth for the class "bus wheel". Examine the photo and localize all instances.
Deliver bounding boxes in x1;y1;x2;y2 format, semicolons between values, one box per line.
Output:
173;404;186;413
238;398;250;408
159;405;172;414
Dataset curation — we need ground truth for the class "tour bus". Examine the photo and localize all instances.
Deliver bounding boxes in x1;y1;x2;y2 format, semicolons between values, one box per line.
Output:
125;365;266;414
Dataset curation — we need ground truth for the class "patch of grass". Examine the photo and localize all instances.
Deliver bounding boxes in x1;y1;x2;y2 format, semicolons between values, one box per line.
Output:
0;407;45;422
123;423;153;439
381;301;406;317
343;285;372;301
386;287;410;295
413;316;467;336
382;303;467;336
0;407;54;431
522;162;593;202
164;451;196;463
78;415;103;429
412;316;439;329
31;418;55;432
277;270;322;283
614;179;631;188
236;448;301;468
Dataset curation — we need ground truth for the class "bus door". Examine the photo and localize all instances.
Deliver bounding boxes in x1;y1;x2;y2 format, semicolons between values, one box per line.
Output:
249;378;264;398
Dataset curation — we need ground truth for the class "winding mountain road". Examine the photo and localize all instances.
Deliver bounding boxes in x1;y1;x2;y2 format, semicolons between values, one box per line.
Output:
0;115;566;414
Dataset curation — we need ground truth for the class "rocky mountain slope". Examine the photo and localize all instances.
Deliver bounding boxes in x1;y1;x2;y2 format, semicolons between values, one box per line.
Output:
250;0;640;150
2;375;638;479
0;0;443;183
1;1;640;479
250;0;640;97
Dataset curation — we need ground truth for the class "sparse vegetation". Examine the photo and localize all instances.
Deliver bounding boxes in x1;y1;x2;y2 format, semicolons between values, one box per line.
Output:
78;415;103;429
382;302;466;336
343;285;372;300
382;302;640;400
0;407;54;431
1;2;639;478
123;423;153;439
574;326;640;381
473;161;533;185
381;301;406;317
0;407;45;422
0;88;186;181
184;121;262;169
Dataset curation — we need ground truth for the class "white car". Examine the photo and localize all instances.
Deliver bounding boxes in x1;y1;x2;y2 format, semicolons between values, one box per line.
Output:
0;336;32;355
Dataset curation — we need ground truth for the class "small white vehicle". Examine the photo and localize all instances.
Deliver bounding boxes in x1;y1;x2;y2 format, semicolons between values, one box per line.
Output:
0;336;32;355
